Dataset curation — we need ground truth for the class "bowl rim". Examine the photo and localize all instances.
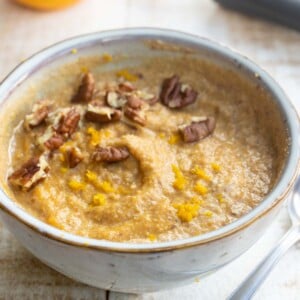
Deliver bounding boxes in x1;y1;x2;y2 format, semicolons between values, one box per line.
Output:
0;27;299;253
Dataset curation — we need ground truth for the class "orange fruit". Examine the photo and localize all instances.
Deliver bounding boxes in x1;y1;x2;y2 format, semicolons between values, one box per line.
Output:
14;0;80;11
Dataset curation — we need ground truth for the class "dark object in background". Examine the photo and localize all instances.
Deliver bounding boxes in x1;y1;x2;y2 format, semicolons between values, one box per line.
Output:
215;0;300;31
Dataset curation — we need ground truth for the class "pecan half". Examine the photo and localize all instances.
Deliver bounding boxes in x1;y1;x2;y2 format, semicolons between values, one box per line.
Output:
92;146;130;163
8;155;49;190
122;95;147;126
126;95;144;109
123;106;146;126
56;108;81;137
85;104;122;123
106;91;127;109
160;75;198;108
118;81;135;93
24;100;51;129
44;133;65;151
65;147;83;168
179;117;216;143
72;72;95;103
135;90;158;105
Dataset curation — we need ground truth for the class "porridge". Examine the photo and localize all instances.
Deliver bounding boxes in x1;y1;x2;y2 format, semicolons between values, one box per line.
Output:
3;53;287;242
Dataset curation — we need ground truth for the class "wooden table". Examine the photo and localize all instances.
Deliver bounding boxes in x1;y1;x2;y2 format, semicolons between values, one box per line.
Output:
0;0;299;299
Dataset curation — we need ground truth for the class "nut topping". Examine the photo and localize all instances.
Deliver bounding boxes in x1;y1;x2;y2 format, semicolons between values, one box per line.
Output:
179;117;216;143
160;75;198;108
134;90;158;105
65;147;84;168
72;72;95;103
106;91;127;109
92;146;130;163
8;155;49;190
85;103;122;123
118;81;135;93
123;106;146;126
126;95;144;109
37;108;81;151
24;100;52;129
123;95;147;126
56;108;81;137
44;133;64;151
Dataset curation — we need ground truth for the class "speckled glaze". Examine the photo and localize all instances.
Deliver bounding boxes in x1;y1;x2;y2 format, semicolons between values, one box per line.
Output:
0;28;299;293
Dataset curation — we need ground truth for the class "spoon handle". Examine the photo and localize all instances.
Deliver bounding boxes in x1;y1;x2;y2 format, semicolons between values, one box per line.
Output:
228;225;300;300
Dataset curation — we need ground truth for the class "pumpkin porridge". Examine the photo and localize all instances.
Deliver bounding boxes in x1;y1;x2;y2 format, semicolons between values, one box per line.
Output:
4;54;287;242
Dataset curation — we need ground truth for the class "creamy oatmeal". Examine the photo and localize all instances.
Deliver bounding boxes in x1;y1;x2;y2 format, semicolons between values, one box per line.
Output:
3;53;287;242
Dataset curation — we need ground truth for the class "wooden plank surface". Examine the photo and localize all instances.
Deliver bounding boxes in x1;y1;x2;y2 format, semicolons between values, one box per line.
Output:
0;0;299;299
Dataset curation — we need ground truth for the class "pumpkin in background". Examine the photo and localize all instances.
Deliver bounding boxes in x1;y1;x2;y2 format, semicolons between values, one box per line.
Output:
14;0;80;10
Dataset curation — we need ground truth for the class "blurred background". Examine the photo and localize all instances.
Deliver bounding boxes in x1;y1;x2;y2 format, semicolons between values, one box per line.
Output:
0;0;299;299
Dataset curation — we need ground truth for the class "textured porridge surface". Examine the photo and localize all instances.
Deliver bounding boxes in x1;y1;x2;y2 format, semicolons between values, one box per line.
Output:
4;54;287;242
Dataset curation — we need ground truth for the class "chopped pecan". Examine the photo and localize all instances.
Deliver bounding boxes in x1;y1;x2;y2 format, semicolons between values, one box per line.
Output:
92;146;130;163
123;94;147;126
123;106;146;126
56;108;81;137
24;100;52;129
85;104;121;123
36;108;81;152
160;75;198;108
126;95;144;109
179;117;216;143
8;155;49;190
118;81;135;93
72;72;95;103
135;90;157;105
44;133;64;151
65;147;83;168
106;91;127;109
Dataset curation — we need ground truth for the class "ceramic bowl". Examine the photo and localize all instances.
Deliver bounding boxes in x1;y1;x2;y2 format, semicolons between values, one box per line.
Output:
0;28;299;293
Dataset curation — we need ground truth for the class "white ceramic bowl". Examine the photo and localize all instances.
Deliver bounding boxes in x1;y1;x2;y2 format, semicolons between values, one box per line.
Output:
0;28;299;293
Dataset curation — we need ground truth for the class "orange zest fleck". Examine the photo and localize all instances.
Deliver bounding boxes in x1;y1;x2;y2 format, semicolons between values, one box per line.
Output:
172;164;187;190
203;210;213;217
102;53;113;63
211;162;221;172
173;202;200;222
191;166;211;181
168;133;181;145
194;182;208;195
91;193;107;206
87;127;101;146
68;179;86;191
116;69;138;82
148;234;157;241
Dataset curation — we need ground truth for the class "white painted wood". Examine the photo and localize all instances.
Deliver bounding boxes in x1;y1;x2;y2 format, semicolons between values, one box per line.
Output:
0;0;299;299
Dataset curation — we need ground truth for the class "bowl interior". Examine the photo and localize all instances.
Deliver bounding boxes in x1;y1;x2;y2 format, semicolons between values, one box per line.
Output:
0;28;298;251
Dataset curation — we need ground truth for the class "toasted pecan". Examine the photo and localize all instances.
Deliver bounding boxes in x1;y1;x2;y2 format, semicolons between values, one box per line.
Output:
57;108;81;136
85;103;122;123
24;100;51;129
8;155;49;190
135;90;157;105
72;72;95;103
118;81;135;93
106;91;127;109
123;106;146;126
44;133;65;151
179;117;216;143
126;95;144;109
160;75;198;108
65;147;84;168
92;146;130;163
